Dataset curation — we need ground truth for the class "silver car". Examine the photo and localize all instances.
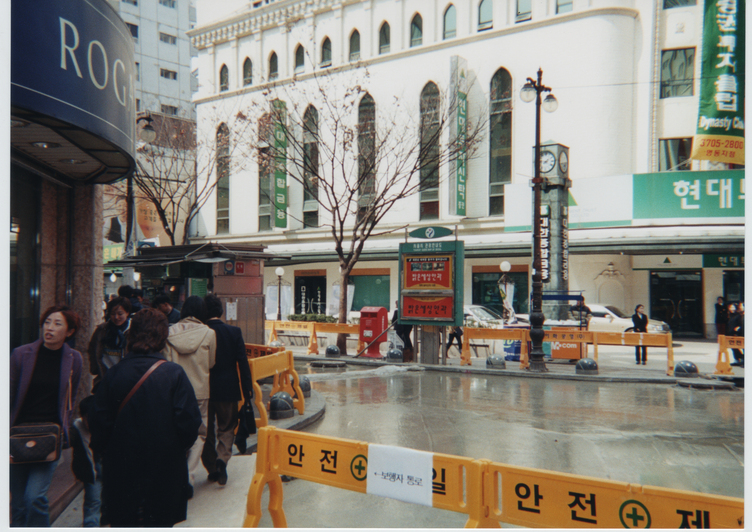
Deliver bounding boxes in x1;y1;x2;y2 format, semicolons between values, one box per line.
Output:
587;304;671;334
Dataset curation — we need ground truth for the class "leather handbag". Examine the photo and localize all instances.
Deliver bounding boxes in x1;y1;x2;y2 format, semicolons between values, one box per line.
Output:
10;423;63;464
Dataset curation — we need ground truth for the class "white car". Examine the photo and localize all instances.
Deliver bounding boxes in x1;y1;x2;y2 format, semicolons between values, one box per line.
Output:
587;304;670;334
463;305;505;328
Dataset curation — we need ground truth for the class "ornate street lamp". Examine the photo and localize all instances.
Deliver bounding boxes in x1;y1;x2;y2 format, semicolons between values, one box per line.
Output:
520;68;557;372
275;267;285;321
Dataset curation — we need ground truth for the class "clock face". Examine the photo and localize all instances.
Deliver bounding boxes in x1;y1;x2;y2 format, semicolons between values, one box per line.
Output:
540;151;556;173
559;151;569;174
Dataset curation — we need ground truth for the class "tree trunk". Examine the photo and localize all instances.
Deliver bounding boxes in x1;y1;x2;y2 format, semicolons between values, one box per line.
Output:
336;269;350;355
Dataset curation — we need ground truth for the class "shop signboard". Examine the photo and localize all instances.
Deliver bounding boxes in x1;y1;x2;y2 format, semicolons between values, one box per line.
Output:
703;254;744;268
398;240;464;326
273;99;288;228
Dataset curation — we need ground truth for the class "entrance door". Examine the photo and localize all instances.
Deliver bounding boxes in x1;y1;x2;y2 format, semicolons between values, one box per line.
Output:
295;276;327;315
650;270;704;337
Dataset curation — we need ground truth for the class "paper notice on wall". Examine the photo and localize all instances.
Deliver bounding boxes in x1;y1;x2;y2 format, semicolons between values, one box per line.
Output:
366;444;433;507
226;301;237;321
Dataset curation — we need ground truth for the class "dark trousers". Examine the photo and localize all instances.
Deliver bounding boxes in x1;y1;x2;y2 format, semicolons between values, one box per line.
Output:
201;401;239;475
446;332;462;352
716;323;727;336
635;346;647;363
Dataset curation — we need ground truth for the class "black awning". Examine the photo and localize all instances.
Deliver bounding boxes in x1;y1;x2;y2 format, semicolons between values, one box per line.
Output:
105;242;290;268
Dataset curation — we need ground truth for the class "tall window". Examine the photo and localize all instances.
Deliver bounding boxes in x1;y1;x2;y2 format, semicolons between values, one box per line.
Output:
516;0;531;21
443;5;456;39
659;138;693;171
410;14;423;47
295;45;305;73
269;52;278;80
664;0;696;7
556;0;573;14
258;114;274;231
349;31;360;61
379;22;390;54
321;38;332;67
243;58;253;86
303;106;319;227
489;68;512;216
357;94;376;215
478;0;493;30
661;48;695;98
420;82;440;220
216;124;230;234
219;64;228;92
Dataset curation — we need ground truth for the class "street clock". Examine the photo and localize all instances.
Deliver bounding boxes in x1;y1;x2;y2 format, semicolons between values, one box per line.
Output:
534;142;570;186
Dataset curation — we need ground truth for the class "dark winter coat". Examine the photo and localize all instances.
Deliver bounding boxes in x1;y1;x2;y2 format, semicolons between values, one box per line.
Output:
729;312;745;337
632;312;648;333
206;319;254;403
10;339;83;447
89;352;201;527
715;303;729;325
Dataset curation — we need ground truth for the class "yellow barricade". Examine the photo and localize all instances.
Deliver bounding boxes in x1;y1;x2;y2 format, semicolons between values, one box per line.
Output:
245;343;285;359
247;351;305;428
591;331;674;375
716;335;744;375
460;328;529;367
244;427;744;528
264;321;364;355
519;330;595;370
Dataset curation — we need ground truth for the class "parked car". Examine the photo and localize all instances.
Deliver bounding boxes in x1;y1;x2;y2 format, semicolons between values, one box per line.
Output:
463;305;504;328
587;304;671;334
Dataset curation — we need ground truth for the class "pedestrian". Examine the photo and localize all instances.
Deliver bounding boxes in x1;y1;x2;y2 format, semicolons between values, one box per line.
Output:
89;308;201;527
728;302;744;367
10;305;83;527
569;297;592;328
154;294;181;324
631;304;648;365
162;295;217;494
446;325;463;355
69;395;102;527
88;296;132;391
391;301;413;362
200;295;254;486
118;284;143;313
715;297;728;337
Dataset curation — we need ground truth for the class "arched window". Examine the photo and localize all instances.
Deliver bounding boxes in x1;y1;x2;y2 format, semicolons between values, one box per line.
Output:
443;5;456;40
410;14;423;47
243;58;252;86
321;37;332;67
219;64;229;92
295;45;305;73
303;106;319;227
478;0;493;31
357;93;376;216
489;68;512;216
420;82;440;220
379;22;390;54
257;113;274;231
349;30;360;62
216;123;230;233
269;52;278;80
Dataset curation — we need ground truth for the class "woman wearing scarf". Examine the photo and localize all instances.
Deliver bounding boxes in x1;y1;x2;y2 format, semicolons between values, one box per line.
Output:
88;296;132;391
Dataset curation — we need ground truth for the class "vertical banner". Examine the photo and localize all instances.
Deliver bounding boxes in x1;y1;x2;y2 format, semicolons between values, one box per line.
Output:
690;0;745;164
449;56;468;216
273;99;288;228
539;207;550;283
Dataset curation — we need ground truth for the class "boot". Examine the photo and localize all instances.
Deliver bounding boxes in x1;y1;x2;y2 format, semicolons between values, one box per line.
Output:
402;348;413;363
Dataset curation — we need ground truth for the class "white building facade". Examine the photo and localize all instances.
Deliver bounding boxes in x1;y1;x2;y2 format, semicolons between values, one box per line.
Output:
188;0;744;338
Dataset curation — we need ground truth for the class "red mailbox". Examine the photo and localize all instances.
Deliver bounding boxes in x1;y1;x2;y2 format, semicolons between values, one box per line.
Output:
359;306;389;358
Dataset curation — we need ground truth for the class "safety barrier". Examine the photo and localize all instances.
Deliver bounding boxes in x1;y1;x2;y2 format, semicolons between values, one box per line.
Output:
244;426;744;528
715;335;745;375
460;328;528;367
265;320;365;355
245;343;285;359
247;351;305;428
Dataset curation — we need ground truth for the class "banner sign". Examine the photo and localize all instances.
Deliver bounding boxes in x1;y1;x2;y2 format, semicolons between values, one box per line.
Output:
449;56;468;216
633;170;745;219
273;99;288;228
690;0;745;164
539;210;550;283
408;226;453;239
703;254;744;268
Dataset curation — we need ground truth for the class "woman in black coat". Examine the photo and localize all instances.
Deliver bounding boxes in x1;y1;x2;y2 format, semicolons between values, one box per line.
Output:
632;304;649;365
89;308;202;528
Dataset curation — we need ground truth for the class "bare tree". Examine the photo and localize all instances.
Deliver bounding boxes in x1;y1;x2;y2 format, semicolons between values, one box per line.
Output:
250;70;486;353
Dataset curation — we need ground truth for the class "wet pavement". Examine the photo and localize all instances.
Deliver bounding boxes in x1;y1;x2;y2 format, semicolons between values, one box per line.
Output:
54;339;744;528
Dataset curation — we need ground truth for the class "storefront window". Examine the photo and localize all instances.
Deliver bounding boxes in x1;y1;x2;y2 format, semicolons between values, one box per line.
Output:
351;275;390;311
472;271;528;315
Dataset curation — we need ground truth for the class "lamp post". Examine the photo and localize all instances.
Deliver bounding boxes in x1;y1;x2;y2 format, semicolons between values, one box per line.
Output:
275;267;285;321
520;68;558;372
498;261;512;322
128;115;158;254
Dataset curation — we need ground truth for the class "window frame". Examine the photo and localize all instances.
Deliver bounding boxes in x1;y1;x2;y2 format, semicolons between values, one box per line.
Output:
320;38;332;67
443;5;457;40
379;22;390;55
658;138;693;171
478;0;493;31
516;0;532;22
663;0;697;7
219;64;229;92
349;30;361;62
419;82;441;221
159;0;176;7
357;93;376;208
556;0;573;14
410;14;423;47
160;68;177;80
216;123;231;234
159;32;177;45
269;52;279;81
294;45;305;74
161;104;178;115
660;48;695;98
303;106;320;228
243;58;253;86
489;68;513;216
126;22;138;39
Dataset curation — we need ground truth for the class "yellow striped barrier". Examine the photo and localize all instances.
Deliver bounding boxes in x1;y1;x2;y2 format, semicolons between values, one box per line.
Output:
244;427;743;528
590;331;674;375
245;343;285;359
715;335;744;375
265;321;365;355
460;328;529;367
247;351;304;428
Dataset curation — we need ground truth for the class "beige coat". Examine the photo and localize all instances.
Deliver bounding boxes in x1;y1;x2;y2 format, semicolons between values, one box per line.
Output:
162;317;216;400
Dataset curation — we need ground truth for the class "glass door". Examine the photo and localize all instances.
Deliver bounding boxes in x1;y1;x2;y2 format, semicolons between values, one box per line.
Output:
650;270;704;337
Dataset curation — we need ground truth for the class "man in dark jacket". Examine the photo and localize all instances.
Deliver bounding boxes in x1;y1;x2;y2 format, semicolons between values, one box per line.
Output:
89;308;201;527
154;294;181;324
201;295;254;485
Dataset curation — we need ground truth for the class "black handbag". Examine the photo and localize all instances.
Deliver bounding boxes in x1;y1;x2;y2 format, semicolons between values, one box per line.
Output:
234;398;257;454
10;422;63;464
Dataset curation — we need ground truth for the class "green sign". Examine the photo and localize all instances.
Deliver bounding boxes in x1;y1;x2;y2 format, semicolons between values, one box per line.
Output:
632;170;745;219
273;99;288;228
188;278;208;298
456;90;467;216
409;226;453;239
690;0;745;165
703;254;744;268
